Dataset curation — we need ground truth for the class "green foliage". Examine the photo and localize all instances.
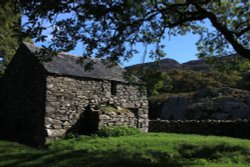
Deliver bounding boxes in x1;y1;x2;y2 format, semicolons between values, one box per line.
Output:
213;56;250;74
165;69;242;93
239;71;250;91
2;133;250;166
127;66;173;96
64;133;80;140
166;70;209;93
97;126;141;137
195;1;250;59
17;0;250;62
141;70;173;96
0;0;22;74
137;68;244;97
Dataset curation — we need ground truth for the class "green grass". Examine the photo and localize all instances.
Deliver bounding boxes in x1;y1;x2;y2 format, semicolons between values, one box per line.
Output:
97;126;141;137
1;133;250;167
99;106;131;113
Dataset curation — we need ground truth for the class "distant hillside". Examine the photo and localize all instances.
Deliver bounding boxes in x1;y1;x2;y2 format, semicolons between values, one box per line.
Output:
126;54;240;72
126;55;250;121
127;58;181;71
125;54;250;96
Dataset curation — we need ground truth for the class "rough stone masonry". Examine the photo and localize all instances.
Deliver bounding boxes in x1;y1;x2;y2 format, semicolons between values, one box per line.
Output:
45;76;148;142
0;43;148;146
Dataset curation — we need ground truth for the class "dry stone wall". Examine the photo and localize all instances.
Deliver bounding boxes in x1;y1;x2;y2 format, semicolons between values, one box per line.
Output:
45;75;148;141
0;49;47;146
98;111;138;128
149;120;250;138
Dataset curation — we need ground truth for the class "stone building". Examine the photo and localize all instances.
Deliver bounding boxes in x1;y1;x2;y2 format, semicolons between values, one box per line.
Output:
0;43;148;146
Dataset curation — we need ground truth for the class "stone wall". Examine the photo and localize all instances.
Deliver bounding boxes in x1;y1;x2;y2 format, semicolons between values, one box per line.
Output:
98;110;139;128
0;45;148;146
0;47;47;146
69;109;140;135
45;75;148;141
149;120;250;138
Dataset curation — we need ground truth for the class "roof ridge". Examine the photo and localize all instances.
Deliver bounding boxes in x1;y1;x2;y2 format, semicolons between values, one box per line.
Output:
23;42;105;62
20;42;128;83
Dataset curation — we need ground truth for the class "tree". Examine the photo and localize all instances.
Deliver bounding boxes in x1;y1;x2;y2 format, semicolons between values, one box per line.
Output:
16;0;250;63
131;68;173;96
0;0;23;75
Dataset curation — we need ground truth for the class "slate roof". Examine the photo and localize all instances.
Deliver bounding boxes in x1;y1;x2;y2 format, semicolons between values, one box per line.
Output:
23;43;127;83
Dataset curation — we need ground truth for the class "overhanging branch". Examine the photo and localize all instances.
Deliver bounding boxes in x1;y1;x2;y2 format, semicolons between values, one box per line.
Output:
194;4;250;59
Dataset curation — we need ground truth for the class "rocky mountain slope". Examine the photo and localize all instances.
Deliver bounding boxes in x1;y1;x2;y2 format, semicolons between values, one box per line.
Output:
127;55;239;72
127;55;250;121
157;87;250;120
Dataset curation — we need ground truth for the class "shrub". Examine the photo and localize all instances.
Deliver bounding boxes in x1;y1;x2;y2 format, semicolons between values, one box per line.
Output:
97;126;141;137
239;71;250;91
142;70;173;96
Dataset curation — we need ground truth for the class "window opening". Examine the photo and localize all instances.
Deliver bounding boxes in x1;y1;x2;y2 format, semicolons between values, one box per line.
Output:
111;81;117;95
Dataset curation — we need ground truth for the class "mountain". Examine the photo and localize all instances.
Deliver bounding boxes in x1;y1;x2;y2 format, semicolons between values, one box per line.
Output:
182;59;210;71
126;54;241;72
127;58;181;71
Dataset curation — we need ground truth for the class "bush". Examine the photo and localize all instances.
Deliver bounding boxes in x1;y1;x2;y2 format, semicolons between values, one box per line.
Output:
239;71;250;91
64;133;80;139
97;126;141;137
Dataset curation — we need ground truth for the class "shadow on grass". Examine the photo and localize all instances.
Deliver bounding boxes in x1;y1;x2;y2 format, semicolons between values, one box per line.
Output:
2;139;250;167
0;143;184;167
178;143;250;163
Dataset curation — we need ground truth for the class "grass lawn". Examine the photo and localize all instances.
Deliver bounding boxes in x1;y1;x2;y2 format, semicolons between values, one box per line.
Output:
1;133;250;167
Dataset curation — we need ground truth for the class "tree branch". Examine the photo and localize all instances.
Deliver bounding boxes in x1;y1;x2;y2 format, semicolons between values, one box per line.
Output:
235;26;250;37
195;5;250;59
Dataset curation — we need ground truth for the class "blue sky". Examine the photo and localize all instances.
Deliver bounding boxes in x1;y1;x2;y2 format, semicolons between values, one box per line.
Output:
2;21;200;66
35;31;201;67
67;32;200;67
24;14;202;67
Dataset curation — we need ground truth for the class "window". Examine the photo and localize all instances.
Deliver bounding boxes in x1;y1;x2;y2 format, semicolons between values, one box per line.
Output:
111;81;117;95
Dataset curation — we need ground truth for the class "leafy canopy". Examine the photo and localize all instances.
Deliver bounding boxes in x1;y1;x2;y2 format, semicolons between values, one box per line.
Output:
17;0;250;62
0;0;22;74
